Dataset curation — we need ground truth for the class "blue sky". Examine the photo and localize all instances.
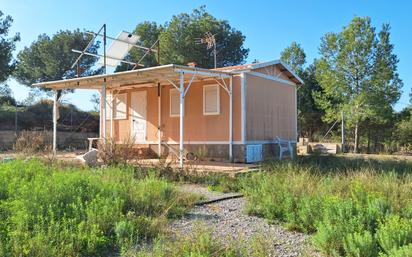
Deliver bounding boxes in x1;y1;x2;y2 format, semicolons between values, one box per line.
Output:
3;0;411;111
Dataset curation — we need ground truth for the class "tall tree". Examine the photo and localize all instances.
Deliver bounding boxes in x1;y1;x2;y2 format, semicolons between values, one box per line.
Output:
315;17;402;153
14;29;100;92
119;6;249;70
280;42;306;75
116;21;162;71
0;10;20;83
280;42;325;139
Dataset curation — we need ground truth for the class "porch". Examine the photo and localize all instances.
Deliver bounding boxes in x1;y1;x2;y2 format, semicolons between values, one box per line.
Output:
34;64;236;168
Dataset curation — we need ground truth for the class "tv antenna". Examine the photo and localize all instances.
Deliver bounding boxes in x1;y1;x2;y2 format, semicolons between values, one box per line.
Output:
195;32;217;68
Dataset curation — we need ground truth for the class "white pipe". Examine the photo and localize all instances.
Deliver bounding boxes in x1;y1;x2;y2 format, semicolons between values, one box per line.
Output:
179;72;185;168
229;77;233;161
240;73;247;144
110;91;113;139
52;90;57;155
158;83;162;157
102;82;107;142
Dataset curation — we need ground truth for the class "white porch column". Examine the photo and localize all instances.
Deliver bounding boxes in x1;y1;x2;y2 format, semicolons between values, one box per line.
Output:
179;72;185;168
157;83;162;157
229;76;233;161
52;90;58;155
102;80;107;143
110;90;113;139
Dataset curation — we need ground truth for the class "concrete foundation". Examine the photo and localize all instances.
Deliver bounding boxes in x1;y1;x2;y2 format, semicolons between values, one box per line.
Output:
148;142;297;163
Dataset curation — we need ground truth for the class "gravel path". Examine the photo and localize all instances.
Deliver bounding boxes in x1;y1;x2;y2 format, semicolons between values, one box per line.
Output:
170;184;320;257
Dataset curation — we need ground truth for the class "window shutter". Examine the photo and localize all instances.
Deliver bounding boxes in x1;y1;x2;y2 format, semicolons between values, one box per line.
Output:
203;85;220;115
170;89;180;117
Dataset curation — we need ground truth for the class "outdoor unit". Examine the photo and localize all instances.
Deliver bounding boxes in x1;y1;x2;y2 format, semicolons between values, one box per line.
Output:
245;144;263;163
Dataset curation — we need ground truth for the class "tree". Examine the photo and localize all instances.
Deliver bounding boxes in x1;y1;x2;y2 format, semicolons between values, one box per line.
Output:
315;17;402;153
280;42;306;74
90;93;100;112
14;29;100;92
119;6;249;70
0;84;16;106
394;108;412;151
0;10;20;83
280;42;325;139
116;22;162;71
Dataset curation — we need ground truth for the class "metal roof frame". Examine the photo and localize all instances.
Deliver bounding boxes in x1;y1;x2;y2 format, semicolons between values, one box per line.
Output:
33;64;233;90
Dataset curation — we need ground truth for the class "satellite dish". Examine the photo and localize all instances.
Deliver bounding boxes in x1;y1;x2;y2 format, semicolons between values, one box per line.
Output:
98;31;140;67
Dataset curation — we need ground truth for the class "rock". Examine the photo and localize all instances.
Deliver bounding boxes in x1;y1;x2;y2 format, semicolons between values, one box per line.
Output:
77;149;98;166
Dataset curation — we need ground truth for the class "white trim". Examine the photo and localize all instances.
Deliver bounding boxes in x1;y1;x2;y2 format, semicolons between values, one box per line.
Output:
240;73;246;144
203;84;220;116
174;68;231;78
157;83;162;157
52;90;57;155
179;72;185;168
142;140;297;145
229;76;233;161
169;88;180;117
102;82;107;142
247;71;297;87
248;60;304;85
220;60;303;85
294;86;298;140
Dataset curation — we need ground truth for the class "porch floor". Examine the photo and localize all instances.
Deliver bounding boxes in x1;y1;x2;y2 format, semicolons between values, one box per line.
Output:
138;159;259;174
33;151;258;174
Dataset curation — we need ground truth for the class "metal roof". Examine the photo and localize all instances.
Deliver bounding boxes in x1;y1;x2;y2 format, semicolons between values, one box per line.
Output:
33;64;233;90
215;60;304;85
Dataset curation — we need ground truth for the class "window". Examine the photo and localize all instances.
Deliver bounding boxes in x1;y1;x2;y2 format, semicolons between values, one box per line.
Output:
203;84;220;115
170;88;180;117
106;93;127;120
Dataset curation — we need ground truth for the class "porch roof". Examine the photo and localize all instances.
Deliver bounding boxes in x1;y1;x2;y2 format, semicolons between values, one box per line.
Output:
32;64;233;90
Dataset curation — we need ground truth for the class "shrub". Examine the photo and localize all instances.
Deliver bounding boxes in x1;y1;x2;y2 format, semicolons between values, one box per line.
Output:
0;159;195;256
98;137;137;166
240;157;412;257
377;215;412;254
343;231;378;257
13;130;51;155
383;244;412;257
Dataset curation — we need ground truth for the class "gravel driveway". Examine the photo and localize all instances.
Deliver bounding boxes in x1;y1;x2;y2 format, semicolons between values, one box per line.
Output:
170;184;320;257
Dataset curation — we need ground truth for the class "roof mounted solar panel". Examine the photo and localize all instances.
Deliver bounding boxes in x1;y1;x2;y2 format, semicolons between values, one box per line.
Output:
98;31;140;67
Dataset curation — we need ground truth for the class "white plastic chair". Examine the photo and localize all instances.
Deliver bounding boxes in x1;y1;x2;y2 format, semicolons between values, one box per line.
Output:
275;137;294;160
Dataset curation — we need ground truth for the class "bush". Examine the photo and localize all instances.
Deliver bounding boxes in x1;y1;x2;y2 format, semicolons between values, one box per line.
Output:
384;244;412;257
0;159;196;256
376;215;412;254
240;157;412;257
13;130;51;155
98;137;137;166
343;231;378;257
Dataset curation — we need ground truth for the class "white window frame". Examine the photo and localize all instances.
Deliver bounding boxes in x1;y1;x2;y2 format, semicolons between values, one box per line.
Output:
170;88;180;117
203;84;220;116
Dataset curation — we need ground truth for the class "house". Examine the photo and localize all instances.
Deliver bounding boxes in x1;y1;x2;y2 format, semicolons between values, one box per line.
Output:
34;60;303;167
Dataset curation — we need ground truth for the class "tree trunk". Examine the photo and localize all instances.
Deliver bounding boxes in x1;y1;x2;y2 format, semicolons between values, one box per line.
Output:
367;127;371;153
354;121;360;153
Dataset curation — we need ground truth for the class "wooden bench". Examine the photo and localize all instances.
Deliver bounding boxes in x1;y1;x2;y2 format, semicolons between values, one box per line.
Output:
274;137;294;160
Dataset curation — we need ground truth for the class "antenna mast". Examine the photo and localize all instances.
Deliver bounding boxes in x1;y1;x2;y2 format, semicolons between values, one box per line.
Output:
195;32;217;68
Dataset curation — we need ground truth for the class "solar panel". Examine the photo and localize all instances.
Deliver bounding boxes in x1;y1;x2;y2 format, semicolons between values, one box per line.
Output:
98;31;140;67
